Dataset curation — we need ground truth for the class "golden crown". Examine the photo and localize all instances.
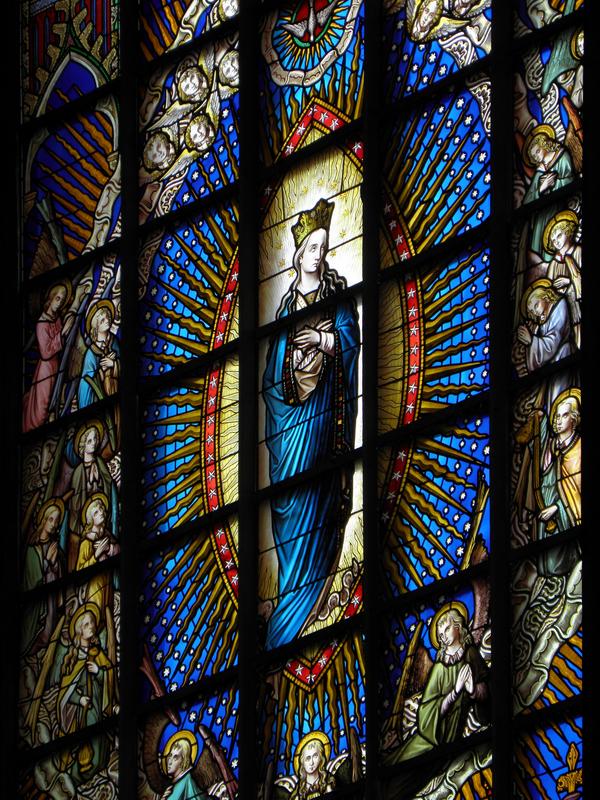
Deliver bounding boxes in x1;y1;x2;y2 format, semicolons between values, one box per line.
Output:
291;198;334;248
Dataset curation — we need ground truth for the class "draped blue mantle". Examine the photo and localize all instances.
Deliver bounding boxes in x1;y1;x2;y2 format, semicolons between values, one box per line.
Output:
262;295;359;649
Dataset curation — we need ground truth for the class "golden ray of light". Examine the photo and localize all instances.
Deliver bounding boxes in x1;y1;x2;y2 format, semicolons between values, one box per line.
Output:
389;113;445;203
425;337;487;366
419;190;487;255
565;717;582;738
399;490;461;556
159;253;221;305
38;162;98;212
148;6;172;49
384;533;422;589
552;660;581;692
140;13;164;58
153;278;218;318
147;431;201;465
425;275;481;319
401;532;442;580
161;3;180;39
422;253;482;296
422;362;487;383
536;727;562;762
461;782;475;800
147;468;200;511
515;746;553;800
561;642;582;669
161;492;206;529
153;537;205;596
72;117;112;168
411;449;480;488
168;239;225;294
146;330;210;359
408;468;469;519
202;212;236;264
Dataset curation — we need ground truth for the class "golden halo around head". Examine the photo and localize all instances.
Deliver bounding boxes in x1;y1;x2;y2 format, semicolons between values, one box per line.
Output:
543;210;579;254
293;731;331;776
44;279;73;311
160;730;199;776
81;492;109;526
523;124;556;168
74;419;105;456
570;27;584;61
35;497;65;529
429;600;469;650
85;299;115;339
69;601;101;641
550;387;582;428
520;278;553;320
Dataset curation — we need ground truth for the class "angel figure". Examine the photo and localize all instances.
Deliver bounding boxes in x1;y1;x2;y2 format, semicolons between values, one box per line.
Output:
382;601;489;765
139;43;234;221
381;601;490;798
23;280;77;432
160;732;206;800
57;602;115;778
513;388;581;567
170;0;239;52
290;733;336;800
67;418;120;570
273;732;340;800
142;717;238;800
406;0;492;54
78;299;120;409
543;211;582;349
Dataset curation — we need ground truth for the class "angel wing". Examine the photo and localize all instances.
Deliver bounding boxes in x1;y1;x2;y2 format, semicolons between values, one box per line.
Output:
316;1;338;27
195;724;238;800
147;100;197;132
273;774;298;795
382;621;434;745
281;20;307;37
563;99;583;175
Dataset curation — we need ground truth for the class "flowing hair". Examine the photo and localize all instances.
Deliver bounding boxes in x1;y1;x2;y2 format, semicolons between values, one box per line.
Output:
276;231;347;319
296;740;332;799
62;612;96;677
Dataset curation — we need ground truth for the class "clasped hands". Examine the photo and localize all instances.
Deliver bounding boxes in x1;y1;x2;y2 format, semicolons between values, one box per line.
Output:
293;319;333;352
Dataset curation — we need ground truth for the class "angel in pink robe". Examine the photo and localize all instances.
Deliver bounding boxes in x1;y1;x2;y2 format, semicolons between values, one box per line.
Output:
23;282;74;432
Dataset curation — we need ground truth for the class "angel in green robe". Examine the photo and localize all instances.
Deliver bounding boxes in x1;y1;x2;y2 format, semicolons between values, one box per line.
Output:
383;603;489;767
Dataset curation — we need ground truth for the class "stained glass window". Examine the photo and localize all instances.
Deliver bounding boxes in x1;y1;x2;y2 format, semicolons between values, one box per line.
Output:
10;0;592;798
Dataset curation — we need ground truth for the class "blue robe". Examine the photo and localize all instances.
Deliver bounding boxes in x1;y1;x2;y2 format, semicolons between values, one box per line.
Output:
78;336;120;409
164;771;206;799
263;292;359;649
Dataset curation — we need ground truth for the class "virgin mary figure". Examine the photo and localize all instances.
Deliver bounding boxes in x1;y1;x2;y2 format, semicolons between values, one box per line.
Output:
262;199;360;649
